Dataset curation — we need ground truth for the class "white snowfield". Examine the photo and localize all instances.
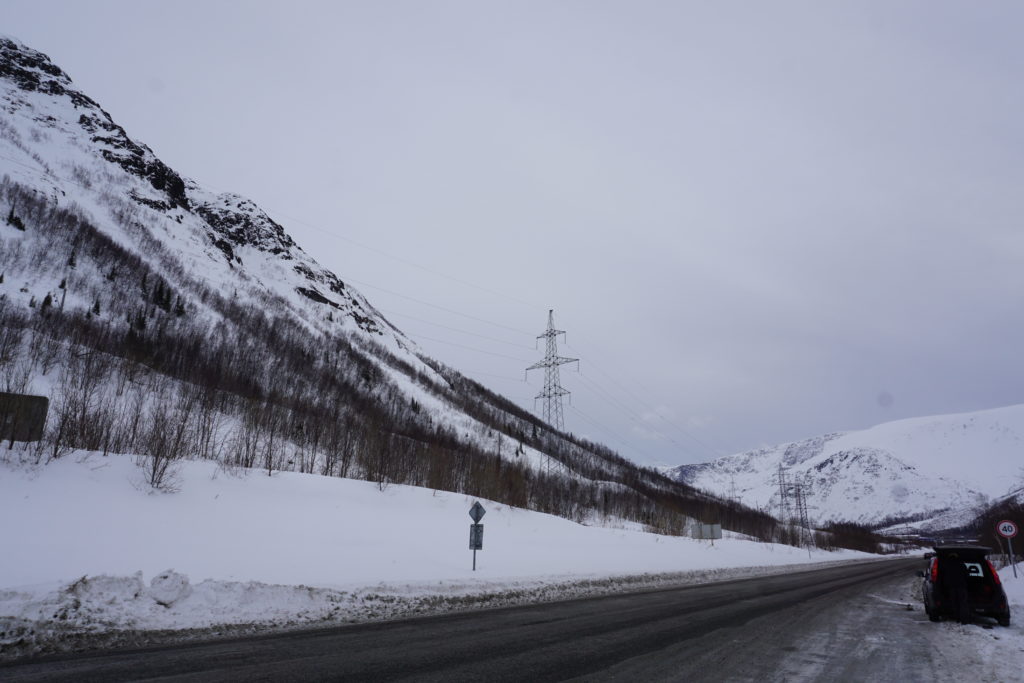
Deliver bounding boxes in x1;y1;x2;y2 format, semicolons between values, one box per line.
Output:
1;452;873;646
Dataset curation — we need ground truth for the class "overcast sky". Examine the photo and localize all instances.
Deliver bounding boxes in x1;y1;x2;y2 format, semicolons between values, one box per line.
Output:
6;1;1024;467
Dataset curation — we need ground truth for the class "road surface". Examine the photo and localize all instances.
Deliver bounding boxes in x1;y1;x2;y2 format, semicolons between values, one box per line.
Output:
5;557;955;682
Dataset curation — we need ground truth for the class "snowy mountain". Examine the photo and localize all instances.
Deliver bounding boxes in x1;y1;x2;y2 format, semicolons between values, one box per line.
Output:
0;35;399;347
0;36;785;541
668;404;1024;530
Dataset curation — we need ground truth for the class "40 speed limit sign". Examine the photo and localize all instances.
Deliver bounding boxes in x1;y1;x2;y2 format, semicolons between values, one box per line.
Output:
997;520;1020;579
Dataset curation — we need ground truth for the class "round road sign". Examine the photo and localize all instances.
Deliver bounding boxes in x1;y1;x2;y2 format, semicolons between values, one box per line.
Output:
997;520;1018;538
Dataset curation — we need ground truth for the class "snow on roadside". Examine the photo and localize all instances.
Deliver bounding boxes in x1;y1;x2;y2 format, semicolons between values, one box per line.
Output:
1;452;876;659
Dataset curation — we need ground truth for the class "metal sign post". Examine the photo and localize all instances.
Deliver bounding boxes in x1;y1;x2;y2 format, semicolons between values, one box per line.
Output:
469;502;486;571
997;520;1018;578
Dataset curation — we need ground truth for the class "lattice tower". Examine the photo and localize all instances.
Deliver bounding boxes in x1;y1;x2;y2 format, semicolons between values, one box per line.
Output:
526;309;578;432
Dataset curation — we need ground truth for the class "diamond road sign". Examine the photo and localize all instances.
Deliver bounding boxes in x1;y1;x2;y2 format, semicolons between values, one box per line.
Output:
469;501;486;523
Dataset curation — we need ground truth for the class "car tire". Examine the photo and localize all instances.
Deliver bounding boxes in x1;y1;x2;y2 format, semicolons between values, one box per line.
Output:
997;616;1010;627
928;613;941;622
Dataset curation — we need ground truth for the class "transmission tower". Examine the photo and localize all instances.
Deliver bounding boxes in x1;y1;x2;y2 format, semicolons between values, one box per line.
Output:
773;464;791;524
526;310;578;432
792;482;815;550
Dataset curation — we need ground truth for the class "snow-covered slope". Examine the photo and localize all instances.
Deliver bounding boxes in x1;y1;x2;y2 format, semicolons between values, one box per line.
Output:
0;451;873;658
0;35;553;472
0;36;404;350
669;404;1024;529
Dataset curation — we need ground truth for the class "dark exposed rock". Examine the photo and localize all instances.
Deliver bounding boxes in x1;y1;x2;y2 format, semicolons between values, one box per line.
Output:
296;286;338;308
195;197;295;257
294;263;346;294
0;40;189;212
80;110;189;211
211;238;239;264
129;190;173;212
325;273;346;295
0;37;98;109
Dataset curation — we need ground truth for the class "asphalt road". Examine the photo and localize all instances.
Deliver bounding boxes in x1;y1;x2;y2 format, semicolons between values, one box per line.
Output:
3;558;935;682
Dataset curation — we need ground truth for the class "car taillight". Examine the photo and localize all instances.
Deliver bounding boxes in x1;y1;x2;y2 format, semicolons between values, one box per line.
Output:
931;559;939;582
987;560;1001;585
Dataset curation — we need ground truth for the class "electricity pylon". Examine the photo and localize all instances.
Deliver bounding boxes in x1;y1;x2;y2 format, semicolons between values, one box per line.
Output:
773;464;790;524
792;481;815;550
526;309;578;432
774;464;816;552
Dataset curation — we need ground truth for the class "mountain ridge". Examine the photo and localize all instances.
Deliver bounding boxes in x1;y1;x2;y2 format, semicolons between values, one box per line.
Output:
668;403;1024;530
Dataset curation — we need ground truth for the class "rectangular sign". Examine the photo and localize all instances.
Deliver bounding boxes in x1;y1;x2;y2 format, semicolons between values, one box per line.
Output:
698;523;723;540
469;523;484;550
0;392;49;443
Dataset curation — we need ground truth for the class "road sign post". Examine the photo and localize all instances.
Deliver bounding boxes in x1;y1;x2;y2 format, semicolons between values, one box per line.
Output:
469;502;486;571
997;520;1018;578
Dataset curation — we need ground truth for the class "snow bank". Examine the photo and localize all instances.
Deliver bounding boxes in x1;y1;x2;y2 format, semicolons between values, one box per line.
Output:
1002;564;1024;616
0;452;874;657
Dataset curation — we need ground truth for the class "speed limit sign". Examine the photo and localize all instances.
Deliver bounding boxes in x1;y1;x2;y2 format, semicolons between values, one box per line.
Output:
997;520;1018;538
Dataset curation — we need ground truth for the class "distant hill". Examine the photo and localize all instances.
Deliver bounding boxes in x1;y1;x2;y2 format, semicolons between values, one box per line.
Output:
668;404;1024;531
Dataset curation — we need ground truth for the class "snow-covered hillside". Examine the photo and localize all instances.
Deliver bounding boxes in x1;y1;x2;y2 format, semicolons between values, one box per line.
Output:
0;451;873;658
669;404;1024;529
0;34;550;486
0;36;401;350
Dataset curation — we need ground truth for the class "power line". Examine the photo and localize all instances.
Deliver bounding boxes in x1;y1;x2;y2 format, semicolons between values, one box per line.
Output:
345;275;536;337
252;204;547;313
130;159;549;314
565;340;728;458
568;405;660;464
381;309;536;351
408;334;534;363
573;371;690;454
460;368;529;383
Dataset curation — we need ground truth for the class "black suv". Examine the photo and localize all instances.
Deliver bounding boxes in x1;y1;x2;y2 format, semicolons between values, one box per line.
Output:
918;544;1011;626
